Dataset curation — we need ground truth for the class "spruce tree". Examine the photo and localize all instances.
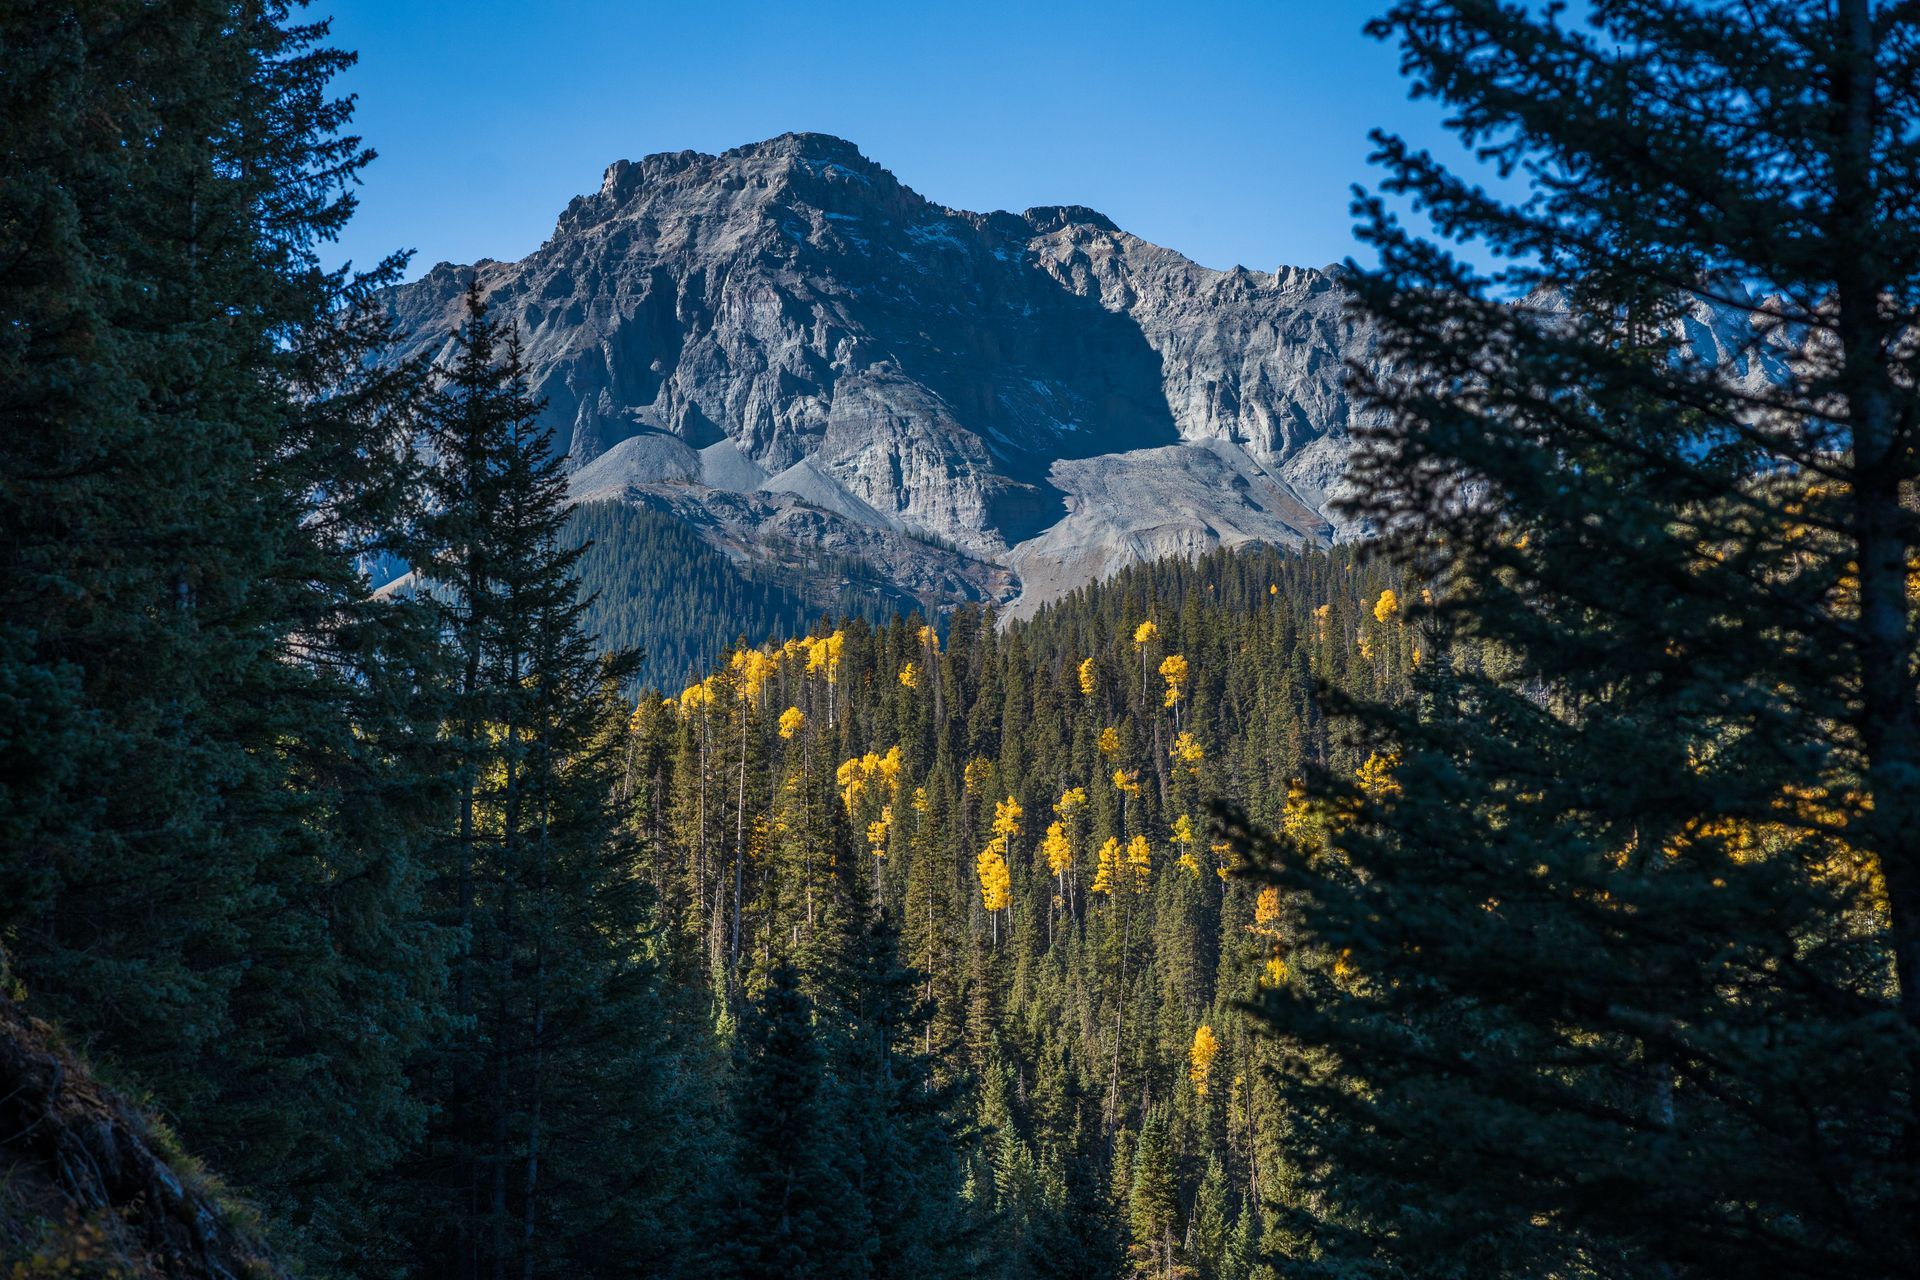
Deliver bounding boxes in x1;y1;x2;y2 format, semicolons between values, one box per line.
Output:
1227;2;1920;1276
0;3;449;1265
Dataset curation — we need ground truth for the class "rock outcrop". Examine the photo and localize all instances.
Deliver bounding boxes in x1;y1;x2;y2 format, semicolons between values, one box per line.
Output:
0;991;287;1278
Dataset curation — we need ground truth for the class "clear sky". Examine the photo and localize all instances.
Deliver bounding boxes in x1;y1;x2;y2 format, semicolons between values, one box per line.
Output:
321;0;1452;282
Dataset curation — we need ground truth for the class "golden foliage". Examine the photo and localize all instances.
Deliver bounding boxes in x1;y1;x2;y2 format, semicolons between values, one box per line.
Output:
1077;656;1097;696
1126;834;1152;880
1373;588;1399;624
899;661;921;689
1171;730;1204;773
1090;837;1121;896
1133;619;1160;647
977;844;1011;912
777;706;804;739
1355;750;1401;800
1097;725;1121;757
1159;653;1190;706
1042;821;1073;876
1189;1024;1221;1095
837;745;904;814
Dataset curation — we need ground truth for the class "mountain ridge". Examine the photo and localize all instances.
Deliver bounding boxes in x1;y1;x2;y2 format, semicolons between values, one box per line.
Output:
380;134;1382;617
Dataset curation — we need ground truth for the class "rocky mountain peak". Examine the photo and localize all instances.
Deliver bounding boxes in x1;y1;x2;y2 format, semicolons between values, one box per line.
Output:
382;134;1374;618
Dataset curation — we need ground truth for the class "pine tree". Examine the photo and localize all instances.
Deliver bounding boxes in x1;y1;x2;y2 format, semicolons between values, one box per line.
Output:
0;3;450;1265
718;962;856;1280
1226;2;1920;1276
396;285;688;1279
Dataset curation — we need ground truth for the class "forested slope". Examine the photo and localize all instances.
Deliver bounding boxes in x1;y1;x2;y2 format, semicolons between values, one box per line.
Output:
621;541;1412;1276
566;500;912;690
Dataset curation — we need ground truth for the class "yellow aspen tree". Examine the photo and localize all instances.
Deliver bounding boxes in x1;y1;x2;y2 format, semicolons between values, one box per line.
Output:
977;842;1011;943
1078;656;1097;697
1189;1024;1221;1096
899;661;920;689
1098;725;1121;757
1090;836;1122;897
778;706;804;739
1133;618;1159;706
1159;653;1190;727
1373;588;1400;683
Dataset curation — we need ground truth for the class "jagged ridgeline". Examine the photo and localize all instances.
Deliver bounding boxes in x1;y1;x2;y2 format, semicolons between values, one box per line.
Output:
624;540;1414;1273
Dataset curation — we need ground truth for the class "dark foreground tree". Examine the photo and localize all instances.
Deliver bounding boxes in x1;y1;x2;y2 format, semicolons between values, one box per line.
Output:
1225;2;1920;1277
0;1;449;1263
392;285;694;1279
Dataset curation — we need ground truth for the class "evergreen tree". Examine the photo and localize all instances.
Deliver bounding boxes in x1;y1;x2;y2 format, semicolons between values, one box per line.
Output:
1227;2;1920;1276
719;962;857;1280
396;285;688;1279
0;2;449;1265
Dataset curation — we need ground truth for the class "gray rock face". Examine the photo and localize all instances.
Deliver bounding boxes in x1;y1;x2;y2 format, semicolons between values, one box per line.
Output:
384;132;1384;616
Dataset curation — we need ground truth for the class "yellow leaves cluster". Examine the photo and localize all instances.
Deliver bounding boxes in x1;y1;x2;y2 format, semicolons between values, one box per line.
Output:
1112;768;1142;797
1159;653;1190;707
1355;750;1401;800
802;630;846;682
729;647;776;702
1091;837;1121;896
899;661;921;689
778;706;804;739
917;624;941;654
671;629;852;720
1133;619;1159;647
1042;821;1073;876
991;795;1024;840
977;794;1023;912
677;675;720;716
867;805;893;858
1249;887;1281;935
962;756;994;796
977;844;1011;912
1189;1024;1221;1096
1373;588;1399;624
837;745;903;814
1171;730;1204;774
1097;726;1121;757
1077;656;1097;696
1042;787;1085;877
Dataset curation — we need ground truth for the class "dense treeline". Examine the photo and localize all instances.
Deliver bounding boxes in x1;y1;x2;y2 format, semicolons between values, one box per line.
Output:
565;500;908;691
622;542;1413;1278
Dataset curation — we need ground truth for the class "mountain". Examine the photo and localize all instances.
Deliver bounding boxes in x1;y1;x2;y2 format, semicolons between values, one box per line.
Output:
381;133;1375;622
380;133;1794;643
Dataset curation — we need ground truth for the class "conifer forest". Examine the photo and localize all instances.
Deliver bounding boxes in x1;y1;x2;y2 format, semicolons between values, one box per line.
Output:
5;2;1920;1278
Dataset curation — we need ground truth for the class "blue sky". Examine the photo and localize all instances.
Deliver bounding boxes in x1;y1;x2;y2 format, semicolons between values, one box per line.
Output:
321;1;1453;281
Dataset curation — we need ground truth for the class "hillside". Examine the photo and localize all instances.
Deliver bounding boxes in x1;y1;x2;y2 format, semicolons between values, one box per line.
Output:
0;984;286;1279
